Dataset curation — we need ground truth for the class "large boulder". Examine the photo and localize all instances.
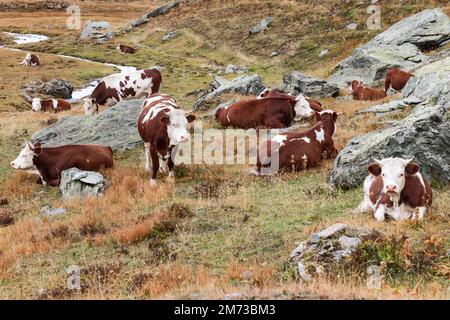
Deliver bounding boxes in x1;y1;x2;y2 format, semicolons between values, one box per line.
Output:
60;168;108;200
23;79;74;99
328;44;427;87
81;20;114;43
328;8;450;87
193;74;265;110
329;104;450;188
282;71;340;97
32;99;143;151
131;1;180;27
365;8;450;50
403;56;450;108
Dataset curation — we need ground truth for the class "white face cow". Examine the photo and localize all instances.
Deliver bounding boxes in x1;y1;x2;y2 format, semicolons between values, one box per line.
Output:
368;157;419;195
11;141;37;170
161;110;196;146
256;89;270;99
293;94;314;120
83;98;96;115
31;97;42;112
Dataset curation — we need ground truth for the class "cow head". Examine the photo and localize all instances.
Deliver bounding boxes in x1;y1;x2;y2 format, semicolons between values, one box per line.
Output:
31;97;41;112
83;98;97;115
368;157;419;195
160;110;196;146
348;80;362;91
11;141;41;170
116;44;121;50
257;88;270;99
293;94;314;120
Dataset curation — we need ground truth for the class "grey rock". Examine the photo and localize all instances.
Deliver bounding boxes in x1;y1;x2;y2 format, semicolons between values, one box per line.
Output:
364;8;450;50
193;74;265;110
290;241;308;258
330;104;450;188
210;98;239;117
328;43;427;87
59;168;108;199
403;56;450;108
346;23;358;30
296;261;312;282
162;31;178;41
131;1;180;27
356;99;407;115
81;20;114;42
319;49;329;58
40;206;66;216
224;64;248;74
338;235;362;250
310;223;347;243
282;71;340;98
270;51;280;57
23;79;74;99
32;99;144;151
249;16;273;34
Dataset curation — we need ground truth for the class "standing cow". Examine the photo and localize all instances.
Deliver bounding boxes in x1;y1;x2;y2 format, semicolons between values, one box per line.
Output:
31;97;71;112
20;53;40;66
137;94;195;186
384;68;414;92
255;110;338;175
357;157;432;221
11;142;113;186
215;94;315;129
83;68;162;115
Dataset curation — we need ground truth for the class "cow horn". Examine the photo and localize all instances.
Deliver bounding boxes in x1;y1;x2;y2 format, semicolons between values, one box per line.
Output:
373;158;382;164
403;157;415;164
26;140;34;150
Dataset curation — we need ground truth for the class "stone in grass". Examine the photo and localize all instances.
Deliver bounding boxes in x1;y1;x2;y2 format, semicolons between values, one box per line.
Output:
40;206;67;216
59;168;108;200
310;223;347;243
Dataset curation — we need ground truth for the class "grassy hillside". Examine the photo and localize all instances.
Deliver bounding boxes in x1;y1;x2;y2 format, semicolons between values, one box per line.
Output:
0;0;448;299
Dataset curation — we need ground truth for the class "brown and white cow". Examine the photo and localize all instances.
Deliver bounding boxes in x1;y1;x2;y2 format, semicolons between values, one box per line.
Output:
137;94;195;186
11;142;114;186
20;53;40;66
384;68;414;92
357;157;432;221
116;44;136;54
83;68;162;115
215;93;314;129
349;80;387;101
257;88;323;112
31;97;71;112
255;110;338;175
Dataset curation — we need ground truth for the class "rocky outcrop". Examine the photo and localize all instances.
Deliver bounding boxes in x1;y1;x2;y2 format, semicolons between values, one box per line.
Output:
131;1;180;27
23;79;73;99
329;104;450;188
365;8;450;50
0;1;69;11
328;9;450;87
224;64;248;74
162;31;178;41
282;71;340;98
403;56;450;108
291;224;375;281
193;74;265;110
81;20;114;43
32;99;143;151
328;44;427;87
249;17;273;35
59;168;108;200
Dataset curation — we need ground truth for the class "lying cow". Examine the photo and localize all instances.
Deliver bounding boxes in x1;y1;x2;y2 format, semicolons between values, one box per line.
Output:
349;80;387;101
83;68;162;115
31;97;71;112
357;157;432;221
384;68;413;92
255;110;338;175
117;44;136;54
257;88;323;112
215;94;314;129
20;53;40;66
11;142;113;186
137;94;195;186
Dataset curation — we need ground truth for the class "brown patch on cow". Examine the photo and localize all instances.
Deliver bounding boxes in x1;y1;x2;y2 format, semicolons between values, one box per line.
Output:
350;80;387;101
121;86;136;97
385;68;413;91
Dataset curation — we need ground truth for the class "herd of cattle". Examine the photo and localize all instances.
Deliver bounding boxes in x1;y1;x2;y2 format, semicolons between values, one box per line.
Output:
11;50;430;222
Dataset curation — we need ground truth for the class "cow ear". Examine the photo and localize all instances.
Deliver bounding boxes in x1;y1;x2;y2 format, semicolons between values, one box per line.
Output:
405;162;420;175
368;163;381;176
160;115;170;124
186;114;196;123
333;111;338;122
33;143;42;156
313;111;321;122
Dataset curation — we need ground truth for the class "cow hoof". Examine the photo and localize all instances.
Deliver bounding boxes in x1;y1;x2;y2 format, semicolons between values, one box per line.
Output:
150;179;157;187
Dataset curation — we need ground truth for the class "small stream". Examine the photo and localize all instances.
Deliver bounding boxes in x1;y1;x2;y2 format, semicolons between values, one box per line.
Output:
1;32;137;102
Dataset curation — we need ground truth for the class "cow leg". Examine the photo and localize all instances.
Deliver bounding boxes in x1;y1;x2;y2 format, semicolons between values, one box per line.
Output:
150;148;159;186
414;207;427;220
166;156;175;181
374;205;386;222
144;142;151;172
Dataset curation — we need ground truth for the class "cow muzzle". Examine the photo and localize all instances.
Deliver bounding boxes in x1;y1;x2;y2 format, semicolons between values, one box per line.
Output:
385;184;398;194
